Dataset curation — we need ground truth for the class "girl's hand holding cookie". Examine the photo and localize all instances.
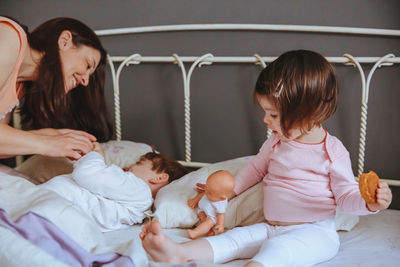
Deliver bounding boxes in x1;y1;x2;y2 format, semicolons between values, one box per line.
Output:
366;182;392;212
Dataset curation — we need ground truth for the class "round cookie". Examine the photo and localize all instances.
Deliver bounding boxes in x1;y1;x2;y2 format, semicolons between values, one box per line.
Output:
359;171;380;204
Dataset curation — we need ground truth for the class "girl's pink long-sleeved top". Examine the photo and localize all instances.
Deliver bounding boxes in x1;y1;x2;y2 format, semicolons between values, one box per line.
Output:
234;132;374;223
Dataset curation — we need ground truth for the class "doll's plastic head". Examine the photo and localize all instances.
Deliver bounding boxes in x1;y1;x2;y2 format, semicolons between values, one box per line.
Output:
204;170;235;202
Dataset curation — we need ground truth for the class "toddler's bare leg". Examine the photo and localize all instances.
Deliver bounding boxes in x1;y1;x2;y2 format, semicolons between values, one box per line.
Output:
140;220;214;263
187;217;215;239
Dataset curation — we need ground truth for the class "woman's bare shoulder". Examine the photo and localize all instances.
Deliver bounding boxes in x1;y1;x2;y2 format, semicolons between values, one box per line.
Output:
0;23;20;89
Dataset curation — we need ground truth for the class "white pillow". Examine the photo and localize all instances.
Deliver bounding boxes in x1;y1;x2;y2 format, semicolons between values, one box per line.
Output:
153;156;359;231
102;140;153;167
15;140;153;184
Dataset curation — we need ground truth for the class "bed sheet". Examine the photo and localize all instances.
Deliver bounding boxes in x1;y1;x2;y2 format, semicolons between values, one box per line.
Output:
1;171;399;267
103;209;400;267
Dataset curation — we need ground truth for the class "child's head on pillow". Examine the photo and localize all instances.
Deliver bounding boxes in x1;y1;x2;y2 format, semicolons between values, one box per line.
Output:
135;151;190;183
124;150;190;197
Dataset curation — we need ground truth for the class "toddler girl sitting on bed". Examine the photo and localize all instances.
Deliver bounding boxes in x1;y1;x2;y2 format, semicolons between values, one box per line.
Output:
139;50;393;267
40;143;189;232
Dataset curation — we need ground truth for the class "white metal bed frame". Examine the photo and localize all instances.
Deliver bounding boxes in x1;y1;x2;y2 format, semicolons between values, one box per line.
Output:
15;23;400;186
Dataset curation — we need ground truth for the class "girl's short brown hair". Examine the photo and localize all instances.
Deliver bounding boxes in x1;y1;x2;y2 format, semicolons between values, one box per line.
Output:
254;50;338;137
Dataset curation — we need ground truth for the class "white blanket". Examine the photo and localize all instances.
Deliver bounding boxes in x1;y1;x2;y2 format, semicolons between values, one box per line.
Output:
1;172;400;267
40;151;152;232
0;172;149;267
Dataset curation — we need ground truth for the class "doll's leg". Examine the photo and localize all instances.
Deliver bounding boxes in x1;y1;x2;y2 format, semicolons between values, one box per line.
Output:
198;211;207;222
207;228;215;236
249;219;339;267
197;212;214;236
187;217;215;239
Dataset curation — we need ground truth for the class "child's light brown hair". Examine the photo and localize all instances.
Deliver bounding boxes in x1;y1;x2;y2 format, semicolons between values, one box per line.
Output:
254;50;338;138
137;151;189;183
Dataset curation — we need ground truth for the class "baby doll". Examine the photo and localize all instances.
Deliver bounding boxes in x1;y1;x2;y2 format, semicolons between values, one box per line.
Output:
187;170;235;239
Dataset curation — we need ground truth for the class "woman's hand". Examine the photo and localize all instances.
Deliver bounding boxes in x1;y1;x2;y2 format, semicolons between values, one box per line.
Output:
366;182;392;212
31;128;96;141
38;129;97;160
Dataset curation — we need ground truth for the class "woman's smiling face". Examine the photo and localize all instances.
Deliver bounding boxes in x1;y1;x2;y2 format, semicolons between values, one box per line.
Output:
58;30;100;93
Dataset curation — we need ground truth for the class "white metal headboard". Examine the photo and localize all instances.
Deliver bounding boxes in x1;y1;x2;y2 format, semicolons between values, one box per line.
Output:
97;24;400;186
14;24;399;186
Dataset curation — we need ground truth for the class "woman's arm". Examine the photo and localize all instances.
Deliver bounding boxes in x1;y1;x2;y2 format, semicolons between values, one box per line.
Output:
0;124;95;159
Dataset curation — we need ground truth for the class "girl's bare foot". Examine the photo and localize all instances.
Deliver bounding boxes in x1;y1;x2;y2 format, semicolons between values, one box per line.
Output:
140;220;183;263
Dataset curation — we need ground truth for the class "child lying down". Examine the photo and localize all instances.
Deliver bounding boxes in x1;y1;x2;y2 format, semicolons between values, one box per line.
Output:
39;143;189;232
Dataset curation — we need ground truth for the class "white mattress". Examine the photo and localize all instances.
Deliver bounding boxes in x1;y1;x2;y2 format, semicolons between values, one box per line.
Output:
103;209;400;267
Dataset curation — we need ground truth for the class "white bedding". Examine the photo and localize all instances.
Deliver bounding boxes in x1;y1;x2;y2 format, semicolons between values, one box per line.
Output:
1;170;399;267
102;209;400;267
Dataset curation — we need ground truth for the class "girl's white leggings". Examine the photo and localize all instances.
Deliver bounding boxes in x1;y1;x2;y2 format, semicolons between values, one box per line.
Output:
205;219;339;267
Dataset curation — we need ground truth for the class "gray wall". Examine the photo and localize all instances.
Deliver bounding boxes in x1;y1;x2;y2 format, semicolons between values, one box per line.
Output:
2;0;400;209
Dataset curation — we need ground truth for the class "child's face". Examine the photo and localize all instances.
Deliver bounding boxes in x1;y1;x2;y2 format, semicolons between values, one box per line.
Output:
127;159;160;183
257;95;303;141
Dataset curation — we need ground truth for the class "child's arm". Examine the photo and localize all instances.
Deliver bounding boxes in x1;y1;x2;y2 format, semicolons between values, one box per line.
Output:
215;213;225;234
92;142;105;158
72;152;145;202
330;152;392;214
187;192;204;209
234;135;278;195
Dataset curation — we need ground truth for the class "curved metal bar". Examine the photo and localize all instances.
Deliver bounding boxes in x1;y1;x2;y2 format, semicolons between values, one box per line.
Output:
354;53;395;177
109;55;400;64
343;53;366;97
186;53;214;97
107;55;117;88
180;54;214;162
365;54;395;103
344;53;395;177
172;54;192;162
95;24;400;37
343;53;369;178
172;54;188;97
114;53;142;141
253;53;267;68
106;55;119;141
253;54;272;139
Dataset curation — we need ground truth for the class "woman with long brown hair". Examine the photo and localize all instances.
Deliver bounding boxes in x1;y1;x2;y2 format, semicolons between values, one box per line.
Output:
0;16;113;160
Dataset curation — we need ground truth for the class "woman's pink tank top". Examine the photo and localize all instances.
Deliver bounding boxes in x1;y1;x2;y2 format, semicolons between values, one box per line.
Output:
0;17;27;122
